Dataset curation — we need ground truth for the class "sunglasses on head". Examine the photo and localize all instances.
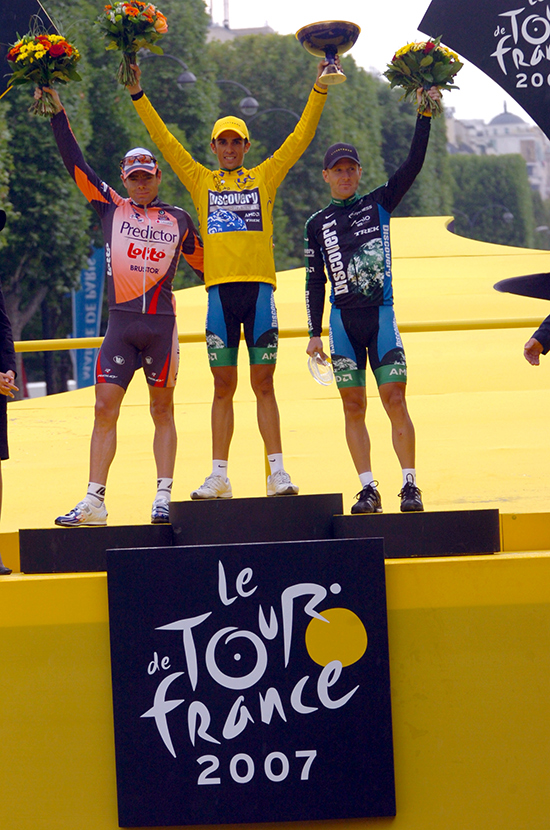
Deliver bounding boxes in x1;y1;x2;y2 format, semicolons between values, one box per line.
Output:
120;153;157;170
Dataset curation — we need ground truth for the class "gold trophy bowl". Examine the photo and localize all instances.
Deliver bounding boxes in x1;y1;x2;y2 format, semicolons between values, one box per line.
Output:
296;20;361;85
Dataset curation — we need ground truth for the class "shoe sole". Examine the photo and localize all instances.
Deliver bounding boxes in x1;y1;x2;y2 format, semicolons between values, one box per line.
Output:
350;506;383;514
400;505;424;512
267;488;299;496
54;518;107;527
190;493;232;500
151;516;170;524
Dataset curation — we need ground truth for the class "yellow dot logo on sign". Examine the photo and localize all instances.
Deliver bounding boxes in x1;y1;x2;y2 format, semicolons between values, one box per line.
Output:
305;608;367;667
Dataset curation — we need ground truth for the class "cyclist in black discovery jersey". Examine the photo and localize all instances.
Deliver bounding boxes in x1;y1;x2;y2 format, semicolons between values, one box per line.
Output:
304;87;440;515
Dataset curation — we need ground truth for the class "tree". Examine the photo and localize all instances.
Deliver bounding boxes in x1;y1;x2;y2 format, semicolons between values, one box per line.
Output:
531;190;550;251
0;85;91;392
449;154;535;248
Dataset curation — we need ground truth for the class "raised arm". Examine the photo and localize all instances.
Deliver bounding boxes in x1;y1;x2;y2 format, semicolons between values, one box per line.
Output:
125;64;202;197
373;86;441;214
38;86;117;214
257;60;330;189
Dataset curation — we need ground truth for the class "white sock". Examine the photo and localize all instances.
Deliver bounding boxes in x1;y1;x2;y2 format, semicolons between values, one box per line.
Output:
359;472;375;489
268;453;284;475
212;459;228;478
155;478;173;504
86;482;106;507
402;468;417;486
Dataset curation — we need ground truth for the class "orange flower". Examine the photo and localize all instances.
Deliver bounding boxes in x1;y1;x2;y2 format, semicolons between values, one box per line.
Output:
153;10;168;33
7;43;22;61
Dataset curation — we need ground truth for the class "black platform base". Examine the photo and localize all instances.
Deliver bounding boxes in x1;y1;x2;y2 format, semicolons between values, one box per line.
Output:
18;498;500;573
334;509;500;558
19;524;174;574
169;493;344;546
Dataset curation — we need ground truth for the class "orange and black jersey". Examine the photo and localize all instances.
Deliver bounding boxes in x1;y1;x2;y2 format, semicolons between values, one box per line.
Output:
51;109;203;316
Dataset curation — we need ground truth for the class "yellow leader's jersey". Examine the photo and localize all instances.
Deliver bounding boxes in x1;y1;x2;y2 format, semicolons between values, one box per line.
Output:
133;84;327;290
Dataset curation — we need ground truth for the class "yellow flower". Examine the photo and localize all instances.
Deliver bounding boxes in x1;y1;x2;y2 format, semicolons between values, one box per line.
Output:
395;42;416;58
440;45;459;60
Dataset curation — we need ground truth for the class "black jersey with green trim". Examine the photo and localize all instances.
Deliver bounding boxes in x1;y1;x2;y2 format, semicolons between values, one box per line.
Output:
304;115;431;337
51;109;203;316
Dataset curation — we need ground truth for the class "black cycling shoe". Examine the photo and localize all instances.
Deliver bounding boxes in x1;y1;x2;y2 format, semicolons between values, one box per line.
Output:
351;482;383;514
398;475;424;512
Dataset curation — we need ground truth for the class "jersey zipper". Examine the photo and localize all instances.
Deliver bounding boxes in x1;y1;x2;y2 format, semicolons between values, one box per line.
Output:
142;203;152;313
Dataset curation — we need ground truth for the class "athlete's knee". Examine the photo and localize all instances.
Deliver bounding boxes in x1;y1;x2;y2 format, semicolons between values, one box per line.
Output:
250;365;275;398
380;383;409;418
149;393;175;425
340;388;366;421
212;367;238;400
94;388;123;426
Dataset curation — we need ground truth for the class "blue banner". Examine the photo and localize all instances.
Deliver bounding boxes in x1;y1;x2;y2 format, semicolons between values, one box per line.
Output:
72;247;105;388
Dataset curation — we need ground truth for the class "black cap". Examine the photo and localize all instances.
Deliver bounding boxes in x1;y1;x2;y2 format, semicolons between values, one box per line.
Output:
323;143;361;170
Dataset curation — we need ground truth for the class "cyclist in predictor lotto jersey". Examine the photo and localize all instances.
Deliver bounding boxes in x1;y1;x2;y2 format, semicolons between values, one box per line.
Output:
125;60;332;501
305;87;441;515
37;87;203;527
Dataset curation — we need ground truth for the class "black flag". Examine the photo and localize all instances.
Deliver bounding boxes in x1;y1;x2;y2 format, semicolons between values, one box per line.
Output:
0;0;56;95
494;273;550;301
419;0;550;137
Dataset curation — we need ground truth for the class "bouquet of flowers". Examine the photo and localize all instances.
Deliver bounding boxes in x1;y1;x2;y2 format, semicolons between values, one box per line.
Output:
383;36;463;117
96;1;168;86
5;33;82;117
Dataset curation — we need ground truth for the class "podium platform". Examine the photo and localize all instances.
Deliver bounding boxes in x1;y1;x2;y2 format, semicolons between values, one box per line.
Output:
334;509;500;558
18;495;500;573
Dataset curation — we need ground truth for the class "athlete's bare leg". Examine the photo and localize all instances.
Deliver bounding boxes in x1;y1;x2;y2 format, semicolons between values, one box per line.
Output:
250;363;282;455
149;385;177;478
378;381;415;469
211;365;238;460
339;385;372;473
89;383;126;484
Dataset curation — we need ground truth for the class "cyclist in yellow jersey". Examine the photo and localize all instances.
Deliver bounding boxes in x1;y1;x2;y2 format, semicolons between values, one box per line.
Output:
126;61;331;499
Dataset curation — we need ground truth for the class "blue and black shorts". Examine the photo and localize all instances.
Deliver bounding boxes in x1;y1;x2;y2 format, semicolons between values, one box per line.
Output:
329;305;407;389
206;282;278;367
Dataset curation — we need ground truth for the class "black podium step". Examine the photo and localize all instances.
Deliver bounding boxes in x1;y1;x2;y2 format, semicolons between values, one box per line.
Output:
334;509;500;558
18;500;499;573
19;524;174;574
169;493;344;546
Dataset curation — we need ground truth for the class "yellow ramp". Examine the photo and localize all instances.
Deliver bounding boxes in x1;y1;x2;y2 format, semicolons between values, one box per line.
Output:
2;218;550;829
3;216;550;543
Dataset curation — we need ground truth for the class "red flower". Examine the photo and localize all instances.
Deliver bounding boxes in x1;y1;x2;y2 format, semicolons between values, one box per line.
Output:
424;41;436;54
49;43;67;57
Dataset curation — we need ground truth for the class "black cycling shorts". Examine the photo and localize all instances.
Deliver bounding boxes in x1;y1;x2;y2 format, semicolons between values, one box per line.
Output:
95;310;179;390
